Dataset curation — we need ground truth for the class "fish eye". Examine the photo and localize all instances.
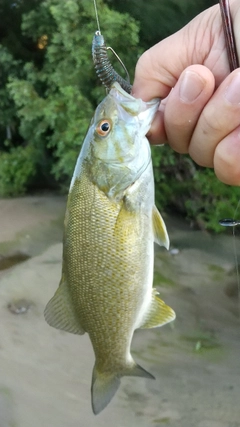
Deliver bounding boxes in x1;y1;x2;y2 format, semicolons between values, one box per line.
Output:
96;119;111;136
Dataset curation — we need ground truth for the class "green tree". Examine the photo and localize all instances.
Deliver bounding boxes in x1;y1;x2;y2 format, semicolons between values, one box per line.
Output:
6;0;140;191
105;0;216;47
1;0;237;233
0;46;22;147
151;145;239;233
0;0;46;194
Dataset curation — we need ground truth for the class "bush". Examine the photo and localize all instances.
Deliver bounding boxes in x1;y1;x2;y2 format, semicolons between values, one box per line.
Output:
0;145;36;197
152;145;239;232
7;0;140;189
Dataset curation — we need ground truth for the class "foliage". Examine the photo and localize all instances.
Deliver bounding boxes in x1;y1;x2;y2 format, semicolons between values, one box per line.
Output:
152;145;239;232
6;0;140;191
0;0;238;232
188;169;240;232
0;45;23;147
105;0;216;47
0;144;36;197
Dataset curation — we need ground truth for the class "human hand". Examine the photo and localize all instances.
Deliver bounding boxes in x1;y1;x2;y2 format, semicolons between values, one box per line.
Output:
132;0;240;185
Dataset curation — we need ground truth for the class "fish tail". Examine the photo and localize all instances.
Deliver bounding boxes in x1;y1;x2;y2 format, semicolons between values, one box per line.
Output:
123;362;155;380
91;365;121;415
91;362;154;415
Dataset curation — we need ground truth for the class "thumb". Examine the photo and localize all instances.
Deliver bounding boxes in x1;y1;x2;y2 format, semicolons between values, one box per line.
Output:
132;5;220;101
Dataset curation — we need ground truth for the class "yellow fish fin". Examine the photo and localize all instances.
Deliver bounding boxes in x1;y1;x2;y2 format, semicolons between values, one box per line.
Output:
152;205;169;249
91;363;154;415
140;289;176;329
44;278;85;335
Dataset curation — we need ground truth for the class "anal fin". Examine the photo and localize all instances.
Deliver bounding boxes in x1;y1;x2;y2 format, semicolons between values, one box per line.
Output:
140;289;176;329
152;205;169;249
44;277;85;335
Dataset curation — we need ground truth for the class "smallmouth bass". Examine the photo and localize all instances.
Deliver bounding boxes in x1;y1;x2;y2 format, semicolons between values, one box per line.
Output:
44;82;175;414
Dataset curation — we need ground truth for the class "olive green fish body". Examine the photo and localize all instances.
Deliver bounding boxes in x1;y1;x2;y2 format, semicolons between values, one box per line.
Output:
44;83;175;414
65;162;154;367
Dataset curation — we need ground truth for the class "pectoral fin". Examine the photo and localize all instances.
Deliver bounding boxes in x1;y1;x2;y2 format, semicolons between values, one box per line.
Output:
140;289;176;329
44;276;85;335
152;205;169;249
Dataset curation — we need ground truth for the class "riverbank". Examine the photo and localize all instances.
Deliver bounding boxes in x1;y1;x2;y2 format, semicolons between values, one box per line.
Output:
0;195;239;427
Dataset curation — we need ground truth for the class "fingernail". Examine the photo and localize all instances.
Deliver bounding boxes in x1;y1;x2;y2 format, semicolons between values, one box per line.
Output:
179;71;205;103
225;73;240;104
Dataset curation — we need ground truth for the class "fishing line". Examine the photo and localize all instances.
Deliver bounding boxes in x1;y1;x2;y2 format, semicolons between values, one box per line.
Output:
232;226;240;316
93;0;101;34
92;0;132;93
232;200;240;315
219;202;240;317
218;0;240;315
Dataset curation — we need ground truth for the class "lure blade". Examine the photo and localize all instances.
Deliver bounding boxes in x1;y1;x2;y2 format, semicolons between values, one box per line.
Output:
219;218;240;227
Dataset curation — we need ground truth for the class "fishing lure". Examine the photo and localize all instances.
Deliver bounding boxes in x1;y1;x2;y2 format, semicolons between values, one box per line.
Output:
92;0;132;93
219;219;240;227
92;30;132;94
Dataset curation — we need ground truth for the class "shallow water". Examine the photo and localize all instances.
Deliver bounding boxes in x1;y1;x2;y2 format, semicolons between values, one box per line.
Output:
0;196;239;427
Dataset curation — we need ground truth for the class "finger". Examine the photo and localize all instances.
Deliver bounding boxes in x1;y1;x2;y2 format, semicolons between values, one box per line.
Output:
147;109;167;145
132;5;222;102
214;125;240;185
146;95;170;144
163;65;215;153
132;45;176;101
189;70;240;167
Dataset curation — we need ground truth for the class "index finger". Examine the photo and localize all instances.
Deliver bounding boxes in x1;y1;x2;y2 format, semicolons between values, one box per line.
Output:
132;36;184;101
132;5;222;102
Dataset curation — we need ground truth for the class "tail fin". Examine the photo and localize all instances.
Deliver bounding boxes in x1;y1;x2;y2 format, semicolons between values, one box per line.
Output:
91;366;120;415
124;363;155;380
91;363;154;415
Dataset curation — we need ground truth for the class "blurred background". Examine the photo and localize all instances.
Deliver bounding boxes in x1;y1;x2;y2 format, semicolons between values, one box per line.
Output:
1;0;238;231
0;1;240;427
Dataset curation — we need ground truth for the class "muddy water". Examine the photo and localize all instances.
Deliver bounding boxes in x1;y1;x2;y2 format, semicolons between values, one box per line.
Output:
0;196;239;427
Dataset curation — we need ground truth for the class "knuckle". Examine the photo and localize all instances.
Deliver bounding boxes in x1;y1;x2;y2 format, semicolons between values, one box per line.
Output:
214;134;240;185
200;104;222;136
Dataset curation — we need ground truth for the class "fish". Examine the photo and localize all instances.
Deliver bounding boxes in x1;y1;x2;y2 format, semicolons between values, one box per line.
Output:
44;82;176;415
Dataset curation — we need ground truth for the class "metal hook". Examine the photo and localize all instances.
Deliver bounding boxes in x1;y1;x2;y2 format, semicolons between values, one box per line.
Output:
92;31;132;93
106;46;131;84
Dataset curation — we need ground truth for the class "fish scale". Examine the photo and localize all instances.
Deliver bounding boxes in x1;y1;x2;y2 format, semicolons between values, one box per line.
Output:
44;82;175;414
66;169;152;355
